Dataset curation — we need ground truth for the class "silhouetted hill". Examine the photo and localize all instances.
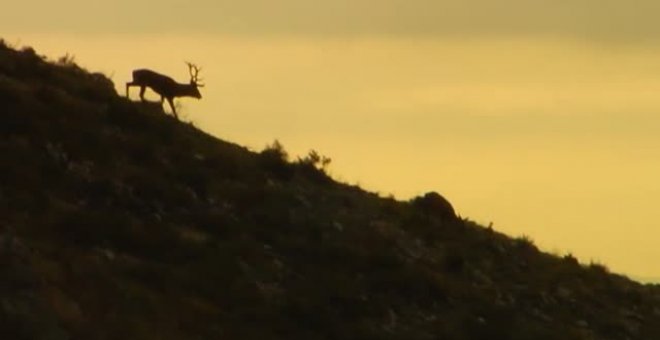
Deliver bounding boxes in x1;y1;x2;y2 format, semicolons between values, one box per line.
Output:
2;40;660;340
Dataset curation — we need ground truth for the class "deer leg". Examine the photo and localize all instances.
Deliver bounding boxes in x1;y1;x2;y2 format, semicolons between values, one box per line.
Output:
139;86;146;102
125;82;132;97
166;97;178;120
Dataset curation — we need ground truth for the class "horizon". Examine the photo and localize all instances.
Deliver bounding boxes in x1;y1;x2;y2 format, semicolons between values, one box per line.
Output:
6;1;660;283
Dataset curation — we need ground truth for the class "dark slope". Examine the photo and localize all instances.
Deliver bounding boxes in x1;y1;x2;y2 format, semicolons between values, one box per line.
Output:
1;41;660;340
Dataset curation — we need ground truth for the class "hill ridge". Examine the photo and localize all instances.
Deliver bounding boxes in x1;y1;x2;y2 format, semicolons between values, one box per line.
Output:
1;40;660;340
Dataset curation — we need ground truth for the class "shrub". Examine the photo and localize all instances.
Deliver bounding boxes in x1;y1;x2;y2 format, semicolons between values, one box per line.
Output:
514;235;537;251
297;149;331;171
259;140;294;180
562;253;579;265
295;149;332;184
56;53;76;67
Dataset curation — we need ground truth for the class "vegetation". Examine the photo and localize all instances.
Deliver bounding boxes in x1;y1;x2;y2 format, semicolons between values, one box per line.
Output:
2;40;660;340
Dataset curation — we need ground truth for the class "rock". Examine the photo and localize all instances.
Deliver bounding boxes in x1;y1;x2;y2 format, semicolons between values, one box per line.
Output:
2;298;27;316
469;268;493;287
0;233;30;259
576;319;589;328
619;318;641;337
556;286;573;301
411;191;457;220
384;308;399;332
94;247;116;261
531;308;553;322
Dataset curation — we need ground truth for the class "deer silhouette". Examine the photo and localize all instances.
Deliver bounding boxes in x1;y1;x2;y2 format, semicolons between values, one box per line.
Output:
126;62;204;119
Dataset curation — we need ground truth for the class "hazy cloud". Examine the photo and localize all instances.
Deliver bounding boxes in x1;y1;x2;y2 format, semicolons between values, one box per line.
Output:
6;0;660;42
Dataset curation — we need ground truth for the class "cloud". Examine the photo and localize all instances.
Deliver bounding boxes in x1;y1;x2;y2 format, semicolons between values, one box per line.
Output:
6;0;660;42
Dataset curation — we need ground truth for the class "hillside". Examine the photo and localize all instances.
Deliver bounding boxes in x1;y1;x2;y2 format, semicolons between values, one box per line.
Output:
2;40;660;340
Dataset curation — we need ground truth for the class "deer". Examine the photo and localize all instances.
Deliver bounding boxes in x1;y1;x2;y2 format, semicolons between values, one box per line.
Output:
126;62;204;119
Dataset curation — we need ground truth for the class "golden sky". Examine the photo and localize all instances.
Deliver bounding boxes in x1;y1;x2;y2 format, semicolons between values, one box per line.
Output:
6;1;660;281
8;0;660;40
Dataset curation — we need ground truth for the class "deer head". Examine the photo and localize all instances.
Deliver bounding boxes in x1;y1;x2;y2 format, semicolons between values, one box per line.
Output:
186;61;204;98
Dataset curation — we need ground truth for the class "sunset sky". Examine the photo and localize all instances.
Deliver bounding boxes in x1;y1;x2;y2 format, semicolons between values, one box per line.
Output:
6;1;660;281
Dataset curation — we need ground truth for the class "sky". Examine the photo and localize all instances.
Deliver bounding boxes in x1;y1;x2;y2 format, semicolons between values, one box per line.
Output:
6;1;660;281
7;1;660;40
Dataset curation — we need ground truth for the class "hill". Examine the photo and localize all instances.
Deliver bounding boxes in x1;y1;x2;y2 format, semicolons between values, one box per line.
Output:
1;40;660;340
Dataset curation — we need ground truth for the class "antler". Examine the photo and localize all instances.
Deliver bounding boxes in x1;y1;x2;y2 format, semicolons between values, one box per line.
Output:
185;61;204;87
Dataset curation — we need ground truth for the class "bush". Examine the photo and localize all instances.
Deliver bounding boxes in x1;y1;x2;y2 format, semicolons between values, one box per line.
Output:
297;150;331;171
295;150;332;184
259;140;294;180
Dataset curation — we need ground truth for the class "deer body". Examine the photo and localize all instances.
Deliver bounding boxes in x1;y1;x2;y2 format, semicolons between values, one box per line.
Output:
126;63;203;119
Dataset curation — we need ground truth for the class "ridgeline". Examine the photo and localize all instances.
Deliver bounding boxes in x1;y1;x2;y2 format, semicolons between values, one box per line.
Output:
1;41;660;340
